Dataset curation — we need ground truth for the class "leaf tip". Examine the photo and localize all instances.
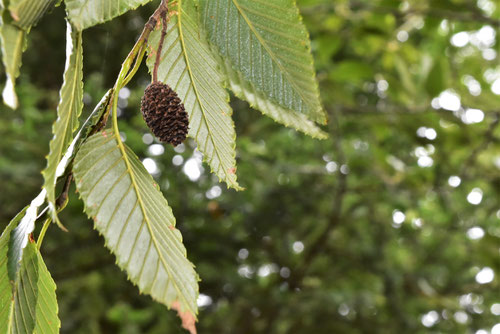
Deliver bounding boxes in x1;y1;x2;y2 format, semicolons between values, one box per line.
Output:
172;301;197;334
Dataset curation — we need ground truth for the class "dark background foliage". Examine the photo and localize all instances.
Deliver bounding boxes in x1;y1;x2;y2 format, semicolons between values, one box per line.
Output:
1;0;499;333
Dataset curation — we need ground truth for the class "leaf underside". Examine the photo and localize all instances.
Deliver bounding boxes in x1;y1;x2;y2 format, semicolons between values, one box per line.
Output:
65;0;154;30
147;0;241;190
73;130;198;321
200;0;326;124
43;21;84;223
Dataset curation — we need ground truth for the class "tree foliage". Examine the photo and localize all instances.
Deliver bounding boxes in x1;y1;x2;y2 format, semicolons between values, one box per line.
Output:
0;0;499;333
0;0;327;332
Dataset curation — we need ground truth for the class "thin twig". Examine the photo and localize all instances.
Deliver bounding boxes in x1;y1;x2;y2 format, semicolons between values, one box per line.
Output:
153;2;169;82
37;218;52;250
117;0;168;88
37;173;73;246
103;0;168;123
55;174;73;210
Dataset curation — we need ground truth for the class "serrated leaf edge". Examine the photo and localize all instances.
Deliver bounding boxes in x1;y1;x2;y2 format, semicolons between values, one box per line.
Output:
42;21;83;225
176;3;242;190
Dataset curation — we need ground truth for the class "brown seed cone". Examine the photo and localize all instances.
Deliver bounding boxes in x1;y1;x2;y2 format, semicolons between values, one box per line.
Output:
140;82;189;146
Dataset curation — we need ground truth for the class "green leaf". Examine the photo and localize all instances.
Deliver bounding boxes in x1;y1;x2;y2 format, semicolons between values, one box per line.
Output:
147;0;241;190
73;130;198;329
0;210;60;334
8;0;55;30
29;243;60;334
0;208;28;332
42;22;83;225
199;0;326;124
64;0;153;30
0;19;26;109
220;54;328;139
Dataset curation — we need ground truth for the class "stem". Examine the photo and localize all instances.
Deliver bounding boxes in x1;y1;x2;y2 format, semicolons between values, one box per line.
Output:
153;4;169;82
38;173;73;246
123;45;147;87
37;218;52;250
107;0;169;122
55;174;73;210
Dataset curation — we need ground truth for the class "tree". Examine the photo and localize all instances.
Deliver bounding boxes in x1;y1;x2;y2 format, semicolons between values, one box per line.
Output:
1;0;499;333
0;0;328;332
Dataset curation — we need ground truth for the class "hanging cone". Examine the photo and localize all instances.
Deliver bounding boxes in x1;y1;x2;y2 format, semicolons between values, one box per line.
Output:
140;82;189;146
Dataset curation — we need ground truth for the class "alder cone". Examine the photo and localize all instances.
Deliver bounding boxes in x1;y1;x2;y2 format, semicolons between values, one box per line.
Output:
140;82;189;146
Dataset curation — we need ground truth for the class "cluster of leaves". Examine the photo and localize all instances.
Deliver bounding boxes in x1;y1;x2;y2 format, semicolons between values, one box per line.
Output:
0;0;328;332
1;0;499;333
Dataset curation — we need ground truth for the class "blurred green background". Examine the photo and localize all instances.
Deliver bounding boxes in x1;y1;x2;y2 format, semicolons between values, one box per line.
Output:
1;0;499;333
